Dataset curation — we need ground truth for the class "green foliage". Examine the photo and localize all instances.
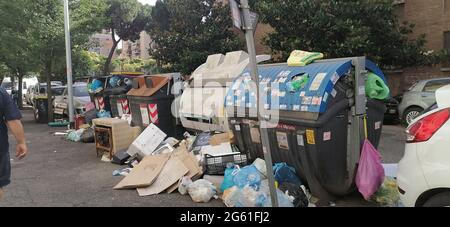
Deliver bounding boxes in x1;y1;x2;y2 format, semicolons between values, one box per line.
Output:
147;0;243;75
253;0;441;68
112;58;160;74
103;0;152;75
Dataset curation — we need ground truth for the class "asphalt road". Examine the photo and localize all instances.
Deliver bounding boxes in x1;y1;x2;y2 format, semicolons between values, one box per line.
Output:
0;110;406;207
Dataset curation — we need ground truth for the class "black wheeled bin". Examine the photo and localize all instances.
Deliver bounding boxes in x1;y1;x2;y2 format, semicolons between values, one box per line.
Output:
226;57;388;200
88;76;110;112
106;73;144;118
127;73;184;138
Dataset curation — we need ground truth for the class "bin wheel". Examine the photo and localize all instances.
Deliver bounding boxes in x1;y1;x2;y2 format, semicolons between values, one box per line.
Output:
402;107;423;126
423;192;450;207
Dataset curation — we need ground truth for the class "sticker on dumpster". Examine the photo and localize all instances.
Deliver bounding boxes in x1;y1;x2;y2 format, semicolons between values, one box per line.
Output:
276;132;289;150
301;106;308;112
297;134;305;146
300;91;306;97
293;105;300;111
331;73;339;84
140;105;150;126
235;125;241;131
306;129;316;145
149;104;159;124
375;121;381;130
331;89;337;98
323;92;329;103
359;86;366;95
250;127;261;143
122;99;130;114
117;102;124;117
323;131;331;141
309;73;327;91
312;97;322;105
302;97;312;105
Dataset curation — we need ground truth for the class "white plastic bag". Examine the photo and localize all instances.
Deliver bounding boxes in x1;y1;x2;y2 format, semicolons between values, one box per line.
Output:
178;177;193;195
187;179;217;203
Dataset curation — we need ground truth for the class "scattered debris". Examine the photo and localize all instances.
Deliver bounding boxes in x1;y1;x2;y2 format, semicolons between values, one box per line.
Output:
114;153;170;189
113;168;132;177
127;124;166;158
137;155;189;196
371;177;401;207
187;179;218;203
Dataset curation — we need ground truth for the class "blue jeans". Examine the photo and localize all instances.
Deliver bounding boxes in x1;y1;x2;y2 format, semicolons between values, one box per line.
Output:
0;144;11;187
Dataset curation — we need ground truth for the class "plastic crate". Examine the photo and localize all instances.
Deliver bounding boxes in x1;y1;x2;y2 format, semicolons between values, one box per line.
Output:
204;153;248;175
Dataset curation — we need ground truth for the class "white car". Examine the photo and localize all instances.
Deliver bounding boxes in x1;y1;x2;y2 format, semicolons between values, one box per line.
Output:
398;84;450;207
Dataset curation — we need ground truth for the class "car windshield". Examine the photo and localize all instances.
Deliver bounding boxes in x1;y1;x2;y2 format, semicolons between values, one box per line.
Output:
52;87;65;96
1;82;12;89
73;85;89;97
407;82;418;91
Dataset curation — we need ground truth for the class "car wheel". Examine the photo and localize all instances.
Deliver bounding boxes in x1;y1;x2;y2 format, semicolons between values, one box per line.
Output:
403;107;424;126
423;192;450;207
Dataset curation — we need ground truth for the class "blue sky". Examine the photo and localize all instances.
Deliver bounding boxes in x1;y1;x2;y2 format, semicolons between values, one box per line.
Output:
138;0;157;6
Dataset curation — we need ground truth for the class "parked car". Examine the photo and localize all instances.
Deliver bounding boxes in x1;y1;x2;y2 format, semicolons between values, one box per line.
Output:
398;77;450;125
25;85;35;105
54;83;90;115
397;85;450;207
383;96;400;124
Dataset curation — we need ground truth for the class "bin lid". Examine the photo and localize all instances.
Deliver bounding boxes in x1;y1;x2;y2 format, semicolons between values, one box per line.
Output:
189;51;271;88
127;74;174;97
225;58;387;114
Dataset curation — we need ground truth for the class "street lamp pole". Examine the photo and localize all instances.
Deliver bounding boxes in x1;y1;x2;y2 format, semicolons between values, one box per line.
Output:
63;0;74;125
239;0;279;207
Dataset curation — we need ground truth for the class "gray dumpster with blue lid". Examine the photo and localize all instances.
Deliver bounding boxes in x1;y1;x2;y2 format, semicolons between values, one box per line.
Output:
225;57;387;200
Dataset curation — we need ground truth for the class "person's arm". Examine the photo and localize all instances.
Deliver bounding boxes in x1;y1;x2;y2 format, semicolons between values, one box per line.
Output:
6;120;27;160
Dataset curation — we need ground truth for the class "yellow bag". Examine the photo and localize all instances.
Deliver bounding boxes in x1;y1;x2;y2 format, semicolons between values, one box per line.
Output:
287;50;324;67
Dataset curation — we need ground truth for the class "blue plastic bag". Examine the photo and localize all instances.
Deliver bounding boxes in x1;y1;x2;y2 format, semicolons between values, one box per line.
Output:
221;164;236;192
97;110;112;118
233;165;261;189
273;163;302;186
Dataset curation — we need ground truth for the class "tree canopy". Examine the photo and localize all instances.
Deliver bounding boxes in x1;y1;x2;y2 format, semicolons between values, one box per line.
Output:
253;0;436;68
147;0;243;75
102;0;152;76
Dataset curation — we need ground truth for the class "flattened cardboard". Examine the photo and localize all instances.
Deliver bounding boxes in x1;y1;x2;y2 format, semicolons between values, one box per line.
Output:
113;153;170;189
137;156;188;196
209;133;231;146
166;147;203;193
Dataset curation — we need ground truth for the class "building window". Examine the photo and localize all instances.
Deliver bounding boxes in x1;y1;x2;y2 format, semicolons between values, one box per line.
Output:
445;31;450;50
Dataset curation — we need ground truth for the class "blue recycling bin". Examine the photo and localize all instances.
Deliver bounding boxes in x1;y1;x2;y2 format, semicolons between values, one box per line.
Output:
225;57;387;200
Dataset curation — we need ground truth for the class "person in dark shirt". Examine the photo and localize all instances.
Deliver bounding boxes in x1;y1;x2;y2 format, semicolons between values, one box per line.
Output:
0;87;28;200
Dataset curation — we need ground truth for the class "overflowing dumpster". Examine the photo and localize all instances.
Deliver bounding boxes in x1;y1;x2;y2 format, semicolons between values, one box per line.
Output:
126;73;183;138
88;72;144;115
107;72;144;118
225;57;387;200
179;51;270;132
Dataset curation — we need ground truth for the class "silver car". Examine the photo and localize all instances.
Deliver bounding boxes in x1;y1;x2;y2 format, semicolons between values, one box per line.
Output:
399;77;450;125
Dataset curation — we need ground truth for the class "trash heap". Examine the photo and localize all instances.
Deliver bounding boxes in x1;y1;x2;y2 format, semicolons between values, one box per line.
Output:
103;121;314;207
54;50;399;207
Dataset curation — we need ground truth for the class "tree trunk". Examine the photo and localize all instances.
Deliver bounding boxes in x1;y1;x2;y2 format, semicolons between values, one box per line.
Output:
46;58;54;123
17;69;23;110
103;30;120;76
